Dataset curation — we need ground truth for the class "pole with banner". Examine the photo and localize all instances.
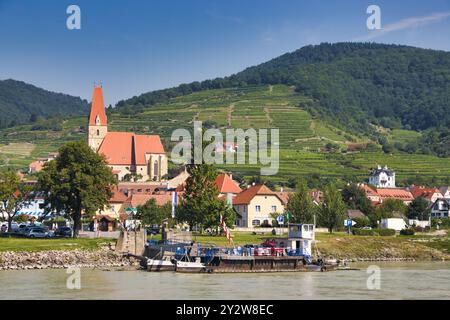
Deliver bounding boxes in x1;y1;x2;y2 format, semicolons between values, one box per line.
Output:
171;191;178;218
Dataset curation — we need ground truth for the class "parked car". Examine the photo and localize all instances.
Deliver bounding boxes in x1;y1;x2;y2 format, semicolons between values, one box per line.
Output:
54;226;73;238
361;226;373;230
17;223;29;234
0;222;19;232
25;227;49;238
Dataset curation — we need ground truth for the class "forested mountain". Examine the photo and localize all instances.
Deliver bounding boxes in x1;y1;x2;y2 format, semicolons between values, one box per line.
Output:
117;43;450;157
0;79;89;128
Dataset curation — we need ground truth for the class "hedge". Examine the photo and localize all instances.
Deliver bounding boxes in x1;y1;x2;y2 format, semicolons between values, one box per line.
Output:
352;228;396;236
400;228;415;236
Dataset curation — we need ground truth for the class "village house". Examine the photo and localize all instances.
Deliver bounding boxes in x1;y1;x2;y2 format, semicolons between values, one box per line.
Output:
87;86;168;182
369;165;396;188
430;198;450;218
359;183;414;205
409;186;443;204
27;153;58;174
215;173;242;198
233;184;285;228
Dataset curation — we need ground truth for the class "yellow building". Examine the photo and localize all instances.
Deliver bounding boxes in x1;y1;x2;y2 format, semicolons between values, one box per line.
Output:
233;185;285;227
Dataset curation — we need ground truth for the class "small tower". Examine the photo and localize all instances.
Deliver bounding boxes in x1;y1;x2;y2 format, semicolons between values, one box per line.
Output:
88;86;108;152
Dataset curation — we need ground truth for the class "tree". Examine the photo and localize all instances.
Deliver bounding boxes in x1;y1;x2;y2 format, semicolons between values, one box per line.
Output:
318;184;346;233
137;198;171;226
407;197;431;220
0;171;32;232
286;179;316;224
38;141;117;237
177;164;235;231
341;183;375;216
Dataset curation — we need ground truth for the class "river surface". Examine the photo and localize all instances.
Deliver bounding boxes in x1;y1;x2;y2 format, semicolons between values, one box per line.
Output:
1;262;449;300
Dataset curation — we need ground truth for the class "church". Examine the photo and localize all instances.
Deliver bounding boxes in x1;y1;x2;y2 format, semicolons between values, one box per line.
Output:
87;86;168;182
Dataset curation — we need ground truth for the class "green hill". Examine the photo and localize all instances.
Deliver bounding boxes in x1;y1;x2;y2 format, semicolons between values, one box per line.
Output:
1;84;449;187
1;43;449;187
0;79;89;128
118;43;450;157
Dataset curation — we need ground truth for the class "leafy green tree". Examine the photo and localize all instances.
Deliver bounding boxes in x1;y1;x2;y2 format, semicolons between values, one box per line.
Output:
341;183;375;216
318;184;347;233
38;141;117;238
177;164;235;231
0;171;32;232
137;199;171;226
407;197;431;220
286;179;316;224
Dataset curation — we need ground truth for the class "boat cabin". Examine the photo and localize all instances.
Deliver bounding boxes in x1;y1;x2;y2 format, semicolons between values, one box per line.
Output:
288;224;315;240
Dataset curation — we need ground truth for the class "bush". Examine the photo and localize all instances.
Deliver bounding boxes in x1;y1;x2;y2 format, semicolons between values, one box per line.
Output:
352;228;396;236
376;228;396;236
400;228;415;236
432;218;450;229
353;217;371;228
352;228;376;236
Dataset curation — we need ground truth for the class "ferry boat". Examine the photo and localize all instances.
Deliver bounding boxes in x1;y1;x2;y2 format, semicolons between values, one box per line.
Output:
142;224;338;273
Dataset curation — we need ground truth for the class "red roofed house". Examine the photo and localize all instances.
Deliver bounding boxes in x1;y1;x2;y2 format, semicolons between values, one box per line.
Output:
215;173;242;197
233;184;285;227
359;184;414;205
409;186;444;203
88;86;167;182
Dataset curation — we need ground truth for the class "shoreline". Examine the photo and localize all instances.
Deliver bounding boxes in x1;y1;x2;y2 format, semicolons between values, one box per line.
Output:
0;248;139;271
0;249;446;272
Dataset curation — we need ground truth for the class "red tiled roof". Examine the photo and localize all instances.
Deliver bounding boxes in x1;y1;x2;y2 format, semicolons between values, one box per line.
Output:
410;186;442;200
233;185;282;205
276;191;293;205
98;132;165;166
88;86;107;126
215;174;242;194
125;193;174;208
109;187;128;203
98;132;134;165
376;188;414;201
134;134;165;164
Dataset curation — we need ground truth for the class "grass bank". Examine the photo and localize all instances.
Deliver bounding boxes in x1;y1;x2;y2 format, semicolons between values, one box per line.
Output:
157;231;450;261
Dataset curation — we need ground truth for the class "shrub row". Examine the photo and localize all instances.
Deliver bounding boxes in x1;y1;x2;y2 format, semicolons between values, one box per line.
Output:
352;228;396;236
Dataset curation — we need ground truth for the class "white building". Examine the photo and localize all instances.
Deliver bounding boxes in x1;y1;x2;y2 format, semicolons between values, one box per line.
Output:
380;212;407;231
430;199;450;218
369;165;396;188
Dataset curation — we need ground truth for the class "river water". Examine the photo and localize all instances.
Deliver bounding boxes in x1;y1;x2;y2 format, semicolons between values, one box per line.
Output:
0;262;449;300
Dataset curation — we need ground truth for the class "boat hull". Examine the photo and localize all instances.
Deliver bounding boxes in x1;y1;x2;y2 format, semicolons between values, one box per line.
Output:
175;261;206;273
147;259;175;272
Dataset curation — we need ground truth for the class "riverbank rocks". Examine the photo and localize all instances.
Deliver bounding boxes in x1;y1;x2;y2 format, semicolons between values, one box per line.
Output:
0;248;138;271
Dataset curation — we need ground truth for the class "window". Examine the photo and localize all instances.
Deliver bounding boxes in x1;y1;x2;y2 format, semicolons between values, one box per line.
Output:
255;205;261;212
252;219;260;226
97;129;100;136
271;205;277;213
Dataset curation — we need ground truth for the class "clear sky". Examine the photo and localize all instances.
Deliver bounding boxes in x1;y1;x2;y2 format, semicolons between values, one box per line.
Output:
1;0;450;106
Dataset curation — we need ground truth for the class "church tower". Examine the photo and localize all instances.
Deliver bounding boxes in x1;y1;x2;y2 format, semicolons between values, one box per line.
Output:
88;86;108;152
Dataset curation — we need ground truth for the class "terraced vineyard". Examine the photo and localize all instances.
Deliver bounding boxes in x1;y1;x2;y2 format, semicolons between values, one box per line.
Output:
1;85;449;185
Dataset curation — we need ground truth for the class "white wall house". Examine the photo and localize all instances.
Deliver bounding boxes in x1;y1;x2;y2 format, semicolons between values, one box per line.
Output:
430;199;450;218
369;165;396;188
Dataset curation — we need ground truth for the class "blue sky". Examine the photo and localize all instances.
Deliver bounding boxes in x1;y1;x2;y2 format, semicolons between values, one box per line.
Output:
1;0;450;106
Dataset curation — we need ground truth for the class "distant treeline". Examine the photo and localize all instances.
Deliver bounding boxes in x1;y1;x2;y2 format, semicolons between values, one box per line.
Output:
117;42;450;157
0;79;89;129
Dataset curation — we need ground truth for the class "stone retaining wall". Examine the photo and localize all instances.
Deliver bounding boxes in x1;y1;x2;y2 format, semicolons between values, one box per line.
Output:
0;248;138;271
